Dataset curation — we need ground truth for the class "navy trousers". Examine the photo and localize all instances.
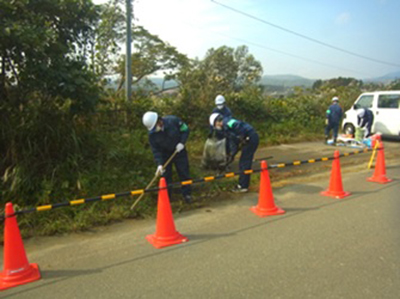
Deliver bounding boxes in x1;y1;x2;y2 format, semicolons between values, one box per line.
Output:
325;122;340;139
162;149;191;197
238;132;259;188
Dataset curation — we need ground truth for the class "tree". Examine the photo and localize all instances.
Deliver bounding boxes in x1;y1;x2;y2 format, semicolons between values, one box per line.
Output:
175;45;262;101
0;0;103;203
172;45;263;130
234;45;263;88
193;45;263;95
115;26;189;93
387;79;400;90
0;0;101;111
92;0;126;78
202;46;238;93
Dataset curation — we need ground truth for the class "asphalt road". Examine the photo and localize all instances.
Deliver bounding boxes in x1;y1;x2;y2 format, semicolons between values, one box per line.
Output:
1;141;400;299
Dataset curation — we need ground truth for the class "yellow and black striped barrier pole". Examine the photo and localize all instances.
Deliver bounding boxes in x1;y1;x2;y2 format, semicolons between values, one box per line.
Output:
2;147;375;219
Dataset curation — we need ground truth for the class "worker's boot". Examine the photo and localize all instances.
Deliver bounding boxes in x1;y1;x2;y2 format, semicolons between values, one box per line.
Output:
324;136;328;144
333;138;337;146
232;185;249;193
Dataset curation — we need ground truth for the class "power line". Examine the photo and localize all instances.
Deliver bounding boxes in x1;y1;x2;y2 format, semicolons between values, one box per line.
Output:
211;0;400;68
181;21;371;77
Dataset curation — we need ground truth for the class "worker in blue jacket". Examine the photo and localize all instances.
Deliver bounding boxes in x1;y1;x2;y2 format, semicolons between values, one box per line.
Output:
324;96;343;144
212;94;232;119
357;108;374;138
209;94;233;159
209;113;259;193
209;94;232;138
142;111;192;204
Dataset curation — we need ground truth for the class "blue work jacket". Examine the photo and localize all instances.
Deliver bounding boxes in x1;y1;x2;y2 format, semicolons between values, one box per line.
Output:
326;103;343;124
358;108;374;128
148;115;189;165
212;105;232;119
223;118;256;155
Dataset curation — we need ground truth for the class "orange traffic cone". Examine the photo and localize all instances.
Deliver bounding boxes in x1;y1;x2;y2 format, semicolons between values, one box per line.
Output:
321;150;351;199
146;178;188;249
368;141;392;184
0;203;41;291
251;161;285;217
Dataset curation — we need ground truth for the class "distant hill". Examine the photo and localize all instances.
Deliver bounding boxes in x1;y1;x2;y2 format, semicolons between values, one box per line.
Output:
151;74;316;89
365;70;400;83
104;75;179;91
149;77;179;89
260;74;315;88
105;71;400;92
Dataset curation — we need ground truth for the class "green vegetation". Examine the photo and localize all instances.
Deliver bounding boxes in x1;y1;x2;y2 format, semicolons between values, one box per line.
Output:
1;0;398;238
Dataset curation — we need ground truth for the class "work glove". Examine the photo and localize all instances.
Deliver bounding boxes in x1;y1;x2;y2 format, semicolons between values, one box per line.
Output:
155;165;165;176
176;143;184;153
325;119;329;125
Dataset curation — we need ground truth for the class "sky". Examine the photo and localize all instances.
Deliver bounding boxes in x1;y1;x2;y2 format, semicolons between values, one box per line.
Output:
95;0;400;80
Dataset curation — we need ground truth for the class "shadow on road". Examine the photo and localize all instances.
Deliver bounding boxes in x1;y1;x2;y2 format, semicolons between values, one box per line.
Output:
275;184;324;195
5;269;103;298
185;233;235;241
42;269;103;279
386;165;400;170
282;207;320;212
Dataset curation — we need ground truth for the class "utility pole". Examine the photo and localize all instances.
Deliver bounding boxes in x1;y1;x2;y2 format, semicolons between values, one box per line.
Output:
125;0;132;101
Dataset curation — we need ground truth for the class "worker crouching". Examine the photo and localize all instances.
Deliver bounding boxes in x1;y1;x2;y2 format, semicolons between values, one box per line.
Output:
142;111;192;204
209;113;259;193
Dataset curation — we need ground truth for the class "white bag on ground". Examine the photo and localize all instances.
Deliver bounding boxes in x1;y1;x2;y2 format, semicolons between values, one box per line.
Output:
202;138;227;170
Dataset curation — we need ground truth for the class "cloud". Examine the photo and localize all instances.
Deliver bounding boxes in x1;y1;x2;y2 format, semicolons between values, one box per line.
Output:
335;12;351;25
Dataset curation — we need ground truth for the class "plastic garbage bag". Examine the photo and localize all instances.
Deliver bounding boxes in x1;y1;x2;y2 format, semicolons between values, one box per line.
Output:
355;127;365;142
202;138;227;170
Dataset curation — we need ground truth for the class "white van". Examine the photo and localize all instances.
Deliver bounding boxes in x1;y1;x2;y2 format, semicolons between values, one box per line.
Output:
342;90;400;137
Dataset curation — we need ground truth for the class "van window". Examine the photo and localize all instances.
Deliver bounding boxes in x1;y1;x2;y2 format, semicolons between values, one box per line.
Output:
378;94;400;109
356;95;373;108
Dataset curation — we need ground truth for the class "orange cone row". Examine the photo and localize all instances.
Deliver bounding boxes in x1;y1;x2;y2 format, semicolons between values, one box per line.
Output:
0;143;392;291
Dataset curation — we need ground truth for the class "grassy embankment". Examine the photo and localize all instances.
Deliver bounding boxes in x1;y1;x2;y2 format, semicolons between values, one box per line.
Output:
0;90;355;240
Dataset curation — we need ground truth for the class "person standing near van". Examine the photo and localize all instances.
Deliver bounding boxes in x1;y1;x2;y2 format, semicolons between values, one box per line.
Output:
324;96;343;144
357;108;374;138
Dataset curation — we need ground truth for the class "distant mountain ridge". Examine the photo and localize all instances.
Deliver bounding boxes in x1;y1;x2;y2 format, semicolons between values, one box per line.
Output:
364;70;400;83
260;74;315;88
106;70;400;91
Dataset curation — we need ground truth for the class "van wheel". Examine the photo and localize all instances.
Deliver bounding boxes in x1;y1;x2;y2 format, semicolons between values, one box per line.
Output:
344;124;355;135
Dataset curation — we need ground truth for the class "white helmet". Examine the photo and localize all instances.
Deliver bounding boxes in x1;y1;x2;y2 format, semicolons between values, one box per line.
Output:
332;96;339;102
142;111;158;131
357;108;365;118
215;95;225;105
209;113;222;126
